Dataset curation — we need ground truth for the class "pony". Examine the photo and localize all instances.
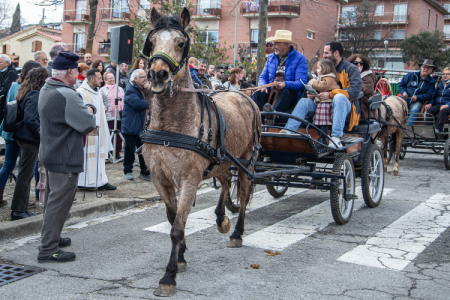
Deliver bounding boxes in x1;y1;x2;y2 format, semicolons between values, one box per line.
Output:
378;96;408;176
141;8;261;297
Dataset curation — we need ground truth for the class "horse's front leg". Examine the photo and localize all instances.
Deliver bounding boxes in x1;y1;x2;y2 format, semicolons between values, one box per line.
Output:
214;170;232;234
227;170;252;248
154;183;198;297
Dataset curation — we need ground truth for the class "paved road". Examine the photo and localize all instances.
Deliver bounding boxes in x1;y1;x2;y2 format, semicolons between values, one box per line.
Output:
0;150;449;299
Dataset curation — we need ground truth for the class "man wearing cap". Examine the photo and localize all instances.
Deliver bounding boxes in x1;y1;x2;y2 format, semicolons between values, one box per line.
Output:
398;59;437;125
38;52;96;263
252;30;308;113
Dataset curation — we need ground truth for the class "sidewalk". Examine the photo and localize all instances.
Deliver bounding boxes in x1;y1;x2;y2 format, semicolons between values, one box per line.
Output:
0;156;213;243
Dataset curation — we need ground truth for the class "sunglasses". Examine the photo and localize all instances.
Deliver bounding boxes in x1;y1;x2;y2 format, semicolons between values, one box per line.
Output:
353;61;364;66
443;73;450;76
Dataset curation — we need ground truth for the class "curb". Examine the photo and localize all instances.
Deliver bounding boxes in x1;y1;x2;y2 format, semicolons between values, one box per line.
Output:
0;194;161;243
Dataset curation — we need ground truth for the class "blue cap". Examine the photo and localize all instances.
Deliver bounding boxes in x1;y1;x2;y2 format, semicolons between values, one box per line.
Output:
52;52;80;70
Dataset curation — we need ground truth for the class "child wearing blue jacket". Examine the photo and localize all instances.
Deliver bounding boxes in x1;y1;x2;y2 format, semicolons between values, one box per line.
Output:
188;57;203;87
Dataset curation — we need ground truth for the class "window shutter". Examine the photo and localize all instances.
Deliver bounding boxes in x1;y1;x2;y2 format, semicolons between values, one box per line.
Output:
32;41;36;52
36;41;42;51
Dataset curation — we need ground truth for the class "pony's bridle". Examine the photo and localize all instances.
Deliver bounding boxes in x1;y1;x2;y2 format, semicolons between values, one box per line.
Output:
143;19;191;97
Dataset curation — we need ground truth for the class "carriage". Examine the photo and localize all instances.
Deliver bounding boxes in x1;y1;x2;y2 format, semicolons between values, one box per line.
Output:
224;93;385;225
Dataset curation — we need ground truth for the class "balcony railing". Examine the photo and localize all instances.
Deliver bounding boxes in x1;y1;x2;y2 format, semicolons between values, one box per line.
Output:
189;3;222;19
339;12;410;26
67;43;86;55
63;10;89;23
101;8;131;21
98;43;111;55
238;42;275;55
240;0;300;18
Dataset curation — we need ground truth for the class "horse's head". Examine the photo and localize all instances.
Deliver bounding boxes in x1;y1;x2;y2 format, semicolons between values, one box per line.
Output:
144;7;191;94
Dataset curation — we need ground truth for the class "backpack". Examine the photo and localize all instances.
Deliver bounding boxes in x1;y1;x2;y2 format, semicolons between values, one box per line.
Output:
3;100;20;133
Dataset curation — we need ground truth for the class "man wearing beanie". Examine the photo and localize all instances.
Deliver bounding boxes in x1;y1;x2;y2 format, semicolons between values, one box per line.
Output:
38;52;96;263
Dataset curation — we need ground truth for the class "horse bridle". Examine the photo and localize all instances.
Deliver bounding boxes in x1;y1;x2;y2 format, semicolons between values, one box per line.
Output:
143;19;191;97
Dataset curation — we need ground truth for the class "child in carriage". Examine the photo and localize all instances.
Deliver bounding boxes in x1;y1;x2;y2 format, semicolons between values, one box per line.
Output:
188;57;203;87
281;59;340;144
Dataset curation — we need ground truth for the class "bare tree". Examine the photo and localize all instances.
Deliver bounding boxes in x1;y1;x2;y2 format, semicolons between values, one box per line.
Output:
0;0;11;29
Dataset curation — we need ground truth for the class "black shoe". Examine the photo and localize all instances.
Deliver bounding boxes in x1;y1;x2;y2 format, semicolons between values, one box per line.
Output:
38;250;76;263
11;211;29;221
25;210;37;217
116;154;122;159
59;237;71;247
98;183;117;190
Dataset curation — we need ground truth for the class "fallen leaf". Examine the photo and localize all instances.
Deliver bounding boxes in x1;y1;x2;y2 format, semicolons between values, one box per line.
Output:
264;250;273;254
245;267;249;269
250;264;260;269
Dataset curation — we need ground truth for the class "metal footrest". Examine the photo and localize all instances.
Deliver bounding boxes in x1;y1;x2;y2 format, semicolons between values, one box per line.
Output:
341;136;364;144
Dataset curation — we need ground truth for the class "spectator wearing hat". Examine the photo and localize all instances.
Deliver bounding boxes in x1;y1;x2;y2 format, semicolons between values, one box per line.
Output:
398;59;437;125
37;52;96;263
73;63;90;90
252;30;308;114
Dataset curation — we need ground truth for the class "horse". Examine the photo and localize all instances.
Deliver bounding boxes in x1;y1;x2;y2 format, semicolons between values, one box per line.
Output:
141;8;261;297
378;96;408;176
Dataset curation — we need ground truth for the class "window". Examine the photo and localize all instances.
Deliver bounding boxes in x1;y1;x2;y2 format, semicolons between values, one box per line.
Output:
74;33;85;53
444;24;450;38
375;5;384;16
392;30;406;40
198;0;221;15
307;30;315;40
373;30;382;40
112;0;129;18
436;14;438;30
394;4;408;22
2;44;10;54
342;6;356;23
32;41;42;52
251;29;259;42
140;0;150;9
428;9;431;27
201;31;218;46
76;0;87;19
339;32;354;41
444;4;450;17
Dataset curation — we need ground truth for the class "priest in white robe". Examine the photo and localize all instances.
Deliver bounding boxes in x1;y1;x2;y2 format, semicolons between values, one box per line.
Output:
77;69;116;190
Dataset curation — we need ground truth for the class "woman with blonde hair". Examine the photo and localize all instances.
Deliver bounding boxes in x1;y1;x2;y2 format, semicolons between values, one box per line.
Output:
224;67;244;90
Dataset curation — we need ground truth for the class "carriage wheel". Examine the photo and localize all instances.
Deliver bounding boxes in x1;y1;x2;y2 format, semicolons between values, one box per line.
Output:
266;181;288;198
399;144;407;159
330;154;355;225
361;145;384;208
225;169;240;213
375;78;393;96
444;138;450;170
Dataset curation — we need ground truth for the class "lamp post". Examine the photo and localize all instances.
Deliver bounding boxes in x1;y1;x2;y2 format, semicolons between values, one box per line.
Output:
383;39;389;69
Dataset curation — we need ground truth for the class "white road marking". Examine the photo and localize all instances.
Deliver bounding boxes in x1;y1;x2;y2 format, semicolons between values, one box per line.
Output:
143;188;307;236
338;193;450;271
244;188;394;251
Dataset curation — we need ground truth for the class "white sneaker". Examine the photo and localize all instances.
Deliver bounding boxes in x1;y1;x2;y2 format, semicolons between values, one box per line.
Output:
279;129;293;134
328;136;343;149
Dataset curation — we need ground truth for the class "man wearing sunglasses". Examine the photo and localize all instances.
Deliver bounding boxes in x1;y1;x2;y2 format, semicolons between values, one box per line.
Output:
210;66;225;90
398;59;437;125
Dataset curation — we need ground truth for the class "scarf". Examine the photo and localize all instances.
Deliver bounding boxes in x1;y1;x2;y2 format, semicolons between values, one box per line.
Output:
78;74;86;81
105;84;123;118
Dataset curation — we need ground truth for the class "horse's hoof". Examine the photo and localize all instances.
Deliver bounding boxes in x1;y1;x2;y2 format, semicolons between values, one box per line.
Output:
392;170;399;176
217;216;231;234
227;238;243;248
177;262;187;273
154;284;176;297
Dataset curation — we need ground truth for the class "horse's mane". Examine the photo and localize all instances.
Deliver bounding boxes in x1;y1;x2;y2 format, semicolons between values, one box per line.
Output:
152;15;182;30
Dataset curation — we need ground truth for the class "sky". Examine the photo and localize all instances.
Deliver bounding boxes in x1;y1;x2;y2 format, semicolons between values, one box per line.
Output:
8;0;64;26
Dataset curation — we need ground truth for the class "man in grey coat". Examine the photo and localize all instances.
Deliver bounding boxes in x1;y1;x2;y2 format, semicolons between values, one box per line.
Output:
38;52;96;263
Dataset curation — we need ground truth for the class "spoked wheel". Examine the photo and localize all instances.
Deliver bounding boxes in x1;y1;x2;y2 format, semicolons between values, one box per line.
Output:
399;144;407;159
444;138;450;170
375;78;393;96
266;179;288;198
225;169;240;213
361;144;384;208
330;154;355;225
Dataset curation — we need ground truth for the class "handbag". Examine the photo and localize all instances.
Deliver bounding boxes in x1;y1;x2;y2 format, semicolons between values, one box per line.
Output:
3;100;20;133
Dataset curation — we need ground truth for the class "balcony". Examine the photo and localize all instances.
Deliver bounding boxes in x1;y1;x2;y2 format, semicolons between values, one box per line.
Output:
67;43;86;56
101;8;131;22
339;12;410;27
238;42;275;56
240;0;300;19
190;3;222;20
63;10;89;24
98;43;111;56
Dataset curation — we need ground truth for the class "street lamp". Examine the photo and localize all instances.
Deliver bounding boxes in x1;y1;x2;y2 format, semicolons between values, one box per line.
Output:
383;39;389;69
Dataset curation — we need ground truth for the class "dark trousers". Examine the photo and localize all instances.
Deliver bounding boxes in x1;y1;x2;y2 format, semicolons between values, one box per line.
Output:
10;140;39;212
108;120;122;156
123;133;150;175
252;89;298;112
426;105;450;131
38;171;78;257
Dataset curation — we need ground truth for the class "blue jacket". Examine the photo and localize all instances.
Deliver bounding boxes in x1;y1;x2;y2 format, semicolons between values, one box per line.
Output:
13;90;40;146
189;66;203;86
121;81;150;136
258;46;308;100
430;81;450;107
398;71;436;103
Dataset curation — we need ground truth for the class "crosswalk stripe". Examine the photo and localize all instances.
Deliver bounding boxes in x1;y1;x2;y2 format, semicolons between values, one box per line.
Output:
243;188;394;251
143;188;307;236
337;193;450;271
